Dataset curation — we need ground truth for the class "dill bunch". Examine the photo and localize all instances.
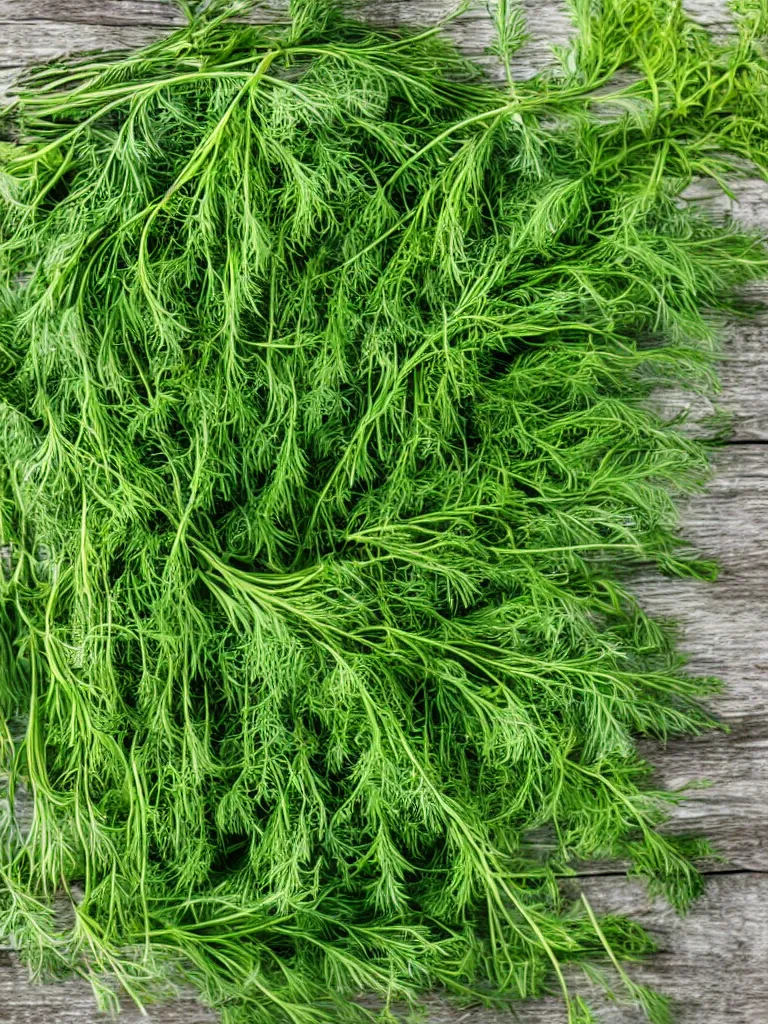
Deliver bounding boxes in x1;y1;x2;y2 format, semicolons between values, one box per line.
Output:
1;1;767;1021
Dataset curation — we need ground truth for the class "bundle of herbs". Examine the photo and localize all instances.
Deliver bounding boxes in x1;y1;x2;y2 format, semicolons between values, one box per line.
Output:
1;0;767;1021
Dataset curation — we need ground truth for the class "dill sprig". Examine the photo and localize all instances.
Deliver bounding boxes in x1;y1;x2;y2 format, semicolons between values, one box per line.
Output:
1;1;767;1021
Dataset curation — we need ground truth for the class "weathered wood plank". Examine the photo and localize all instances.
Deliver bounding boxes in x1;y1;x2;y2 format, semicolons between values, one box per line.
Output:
0;972;217;1024
0;0;741;79
648;443;768;584
0;1;571;78
0;0;734;30
0;20;160;68
593;444;768;871
2;874;766;1023
0;0;187;25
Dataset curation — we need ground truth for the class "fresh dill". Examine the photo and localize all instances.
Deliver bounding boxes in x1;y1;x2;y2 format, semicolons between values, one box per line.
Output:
1;1;767;1022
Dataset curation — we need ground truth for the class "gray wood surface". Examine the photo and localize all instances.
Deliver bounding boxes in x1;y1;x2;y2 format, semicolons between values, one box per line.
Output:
1;1;766;1022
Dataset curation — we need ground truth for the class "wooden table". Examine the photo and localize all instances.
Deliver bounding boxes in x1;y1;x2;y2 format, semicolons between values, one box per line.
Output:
1;2;766;1021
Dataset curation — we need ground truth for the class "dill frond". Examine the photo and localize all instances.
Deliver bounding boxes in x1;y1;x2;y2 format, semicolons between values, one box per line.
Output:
1;1;767;1021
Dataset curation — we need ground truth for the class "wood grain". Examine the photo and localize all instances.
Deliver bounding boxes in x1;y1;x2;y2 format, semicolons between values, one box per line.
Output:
0;0;572;79
1;1;767;1022
576;443;768;872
